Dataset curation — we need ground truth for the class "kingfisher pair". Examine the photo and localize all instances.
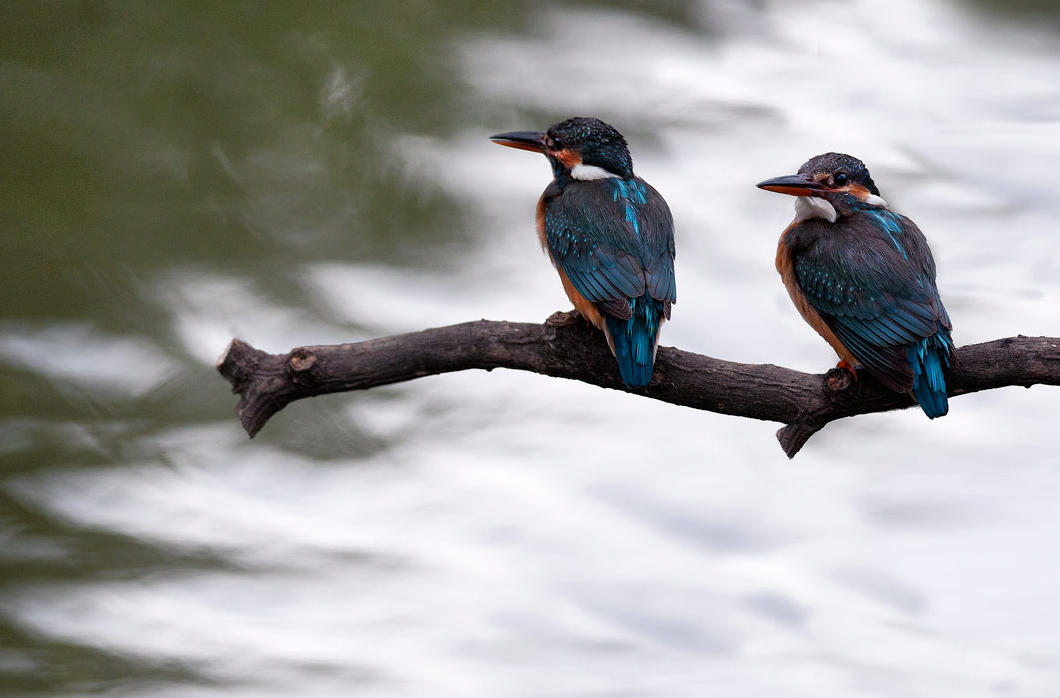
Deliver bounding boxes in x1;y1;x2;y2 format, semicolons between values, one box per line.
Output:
491;117;955;418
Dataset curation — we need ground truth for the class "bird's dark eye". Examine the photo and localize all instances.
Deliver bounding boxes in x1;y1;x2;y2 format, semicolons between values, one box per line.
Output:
546;137;559;150
834;172;848;186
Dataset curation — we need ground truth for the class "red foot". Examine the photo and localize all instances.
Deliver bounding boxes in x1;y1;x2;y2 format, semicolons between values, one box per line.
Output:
836;360;858;381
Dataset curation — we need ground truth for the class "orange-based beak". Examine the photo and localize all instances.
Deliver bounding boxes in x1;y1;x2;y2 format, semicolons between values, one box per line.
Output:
756;173;833;197
489;130;547;153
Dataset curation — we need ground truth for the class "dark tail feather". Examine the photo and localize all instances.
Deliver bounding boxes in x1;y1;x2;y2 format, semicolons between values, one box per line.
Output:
908;333;954;419
605;295;664;388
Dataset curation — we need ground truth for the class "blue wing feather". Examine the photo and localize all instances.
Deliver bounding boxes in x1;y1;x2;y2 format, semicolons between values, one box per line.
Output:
543;176;676;387
791;210;955;412
543;177;675;308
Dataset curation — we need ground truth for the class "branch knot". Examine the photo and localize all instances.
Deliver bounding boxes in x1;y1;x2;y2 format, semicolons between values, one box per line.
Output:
288;348;317;373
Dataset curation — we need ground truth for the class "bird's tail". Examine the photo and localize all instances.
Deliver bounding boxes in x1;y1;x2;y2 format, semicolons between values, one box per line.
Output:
604;294;665;388
908;332;955;419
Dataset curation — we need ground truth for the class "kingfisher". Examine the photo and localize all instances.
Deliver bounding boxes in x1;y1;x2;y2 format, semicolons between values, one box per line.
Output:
757;153;956;418
490;117;676;388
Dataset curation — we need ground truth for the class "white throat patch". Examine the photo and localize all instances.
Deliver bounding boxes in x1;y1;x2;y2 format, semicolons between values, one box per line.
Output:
571;163;620;181
794;196;838;223
864;194;889;208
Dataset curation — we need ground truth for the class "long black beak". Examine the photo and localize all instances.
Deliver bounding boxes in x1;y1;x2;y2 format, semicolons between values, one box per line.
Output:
756;173;833;197
489;130;547;153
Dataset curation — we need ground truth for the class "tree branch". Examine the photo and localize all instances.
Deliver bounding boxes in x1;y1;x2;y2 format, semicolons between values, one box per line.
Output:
215;311;1060;457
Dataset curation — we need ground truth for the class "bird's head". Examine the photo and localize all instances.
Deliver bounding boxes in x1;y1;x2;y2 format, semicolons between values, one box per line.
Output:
490;117;634;181
757;152;887;221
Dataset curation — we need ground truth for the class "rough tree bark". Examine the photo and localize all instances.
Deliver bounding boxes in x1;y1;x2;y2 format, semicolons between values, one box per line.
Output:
216;311;1060;457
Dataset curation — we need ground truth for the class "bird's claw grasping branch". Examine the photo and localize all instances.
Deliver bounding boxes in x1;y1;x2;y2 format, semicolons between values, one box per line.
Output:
216;313;1060;457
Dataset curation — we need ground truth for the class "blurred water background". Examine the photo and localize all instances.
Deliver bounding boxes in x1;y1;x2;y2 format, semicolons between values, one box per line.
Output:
2;1;1060;696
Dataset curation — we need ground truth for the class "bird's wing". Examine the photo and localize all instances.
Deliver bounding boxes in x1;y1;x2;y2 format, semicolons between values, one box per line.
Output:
544;177;676;320
794;211;950;391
